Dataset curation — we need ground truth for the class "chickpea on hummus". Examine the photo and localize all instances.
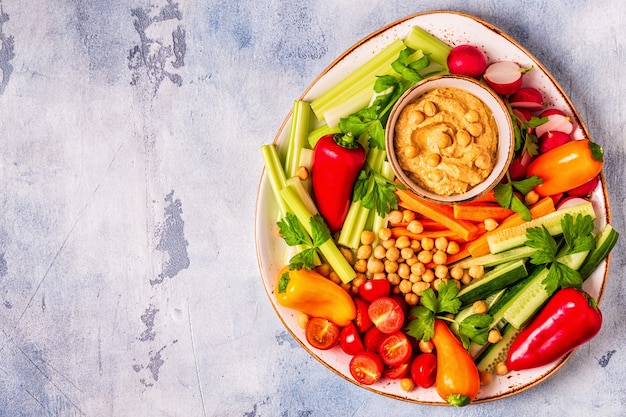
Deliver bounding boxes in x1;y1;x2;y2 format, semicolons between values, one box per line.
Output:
393;87;498;196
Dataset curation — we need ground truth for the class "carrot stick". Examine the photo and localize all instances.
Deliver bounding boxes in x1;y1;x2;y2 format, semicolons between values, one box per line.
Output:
396;189;479;241
453;203;514;222
425;242;471;269
391;227;464;241
467;197;556;257
462;189;499;204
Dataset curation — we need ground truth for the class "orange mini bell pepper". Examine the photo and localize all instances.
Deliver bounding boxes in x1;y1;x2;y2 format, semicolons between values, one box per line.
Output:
275;266;356;327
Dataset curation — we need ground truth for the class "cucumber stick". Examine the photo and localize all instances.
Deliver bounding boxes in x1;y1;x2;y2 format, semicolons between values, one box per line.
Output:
476;324;520;373
487;201;596;254
452;246;537;269
456;259;528;306
579;224;619;280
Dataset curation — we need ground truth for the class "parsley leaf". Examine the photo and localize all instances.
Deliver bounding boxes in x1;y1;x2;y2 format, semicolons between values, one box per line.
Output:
405;280;461;342
494;174;543;222
361;170;404;217
405;306;435;341
277;213;331;270
526;225;559;265
457;314;493;349
562;213;596;254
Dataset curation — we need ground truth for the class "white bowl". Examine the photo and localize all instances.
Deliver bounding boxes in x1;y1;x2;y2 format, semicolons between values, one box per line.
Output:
385;75;514;204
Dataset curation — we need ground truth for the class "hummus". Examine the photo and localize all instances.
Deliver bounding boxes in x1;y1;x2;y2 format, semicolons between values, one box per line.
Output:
393;87;498;196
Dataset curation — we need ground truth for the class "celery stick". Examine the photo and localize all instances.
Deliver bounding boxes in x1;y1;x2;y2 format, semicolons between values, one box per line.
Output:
260;144;289;217
310;38;406;123
285;177;318;216
281;185;356;284
369;161;396;248
403;26;451;73
308;124;341;148
284;100;312;178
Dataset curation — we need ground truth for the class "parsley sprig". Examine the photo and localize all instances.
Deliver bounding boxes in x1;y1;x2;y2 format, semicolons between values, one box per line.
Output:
494;172;543;221
526;213;596;294
405;281;491;348
277;212;331;270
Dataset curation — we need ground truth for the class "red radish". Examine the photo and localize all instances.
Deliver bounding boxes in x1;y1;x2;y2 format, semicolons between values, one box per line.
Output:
539;130;572;153
484;61;524;95
447;44;487;78
556;196;592;210
540;108;567;117
535;112;573;138
508;150;534;180
512;108;533;123
566;175;600;197
509;87;544;111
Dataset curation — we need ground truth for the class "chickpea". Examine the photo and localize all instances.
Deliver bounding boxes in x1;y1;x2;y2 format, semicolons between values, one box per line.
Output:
409;109;425;125
469;265;485;280
386;210;403;225
423;100;437;117
402;210;416;223
417;250;433;264
352;273;367;289
373;245;387;259
372;272;387;281
407;220;424;234
433;278;448;291
446;240;460;255
409;273;422;283
484;218;499;232
525;190;540;205
427;169;444;183
434;264;449;279
450;265;464;280
353;259;367;273
422;269;435;283
488;329;503;344
405;292;419;306
461;270;473;286
297;312;310;329
360;230;375;246
387;273;401;286
472;300;488;315
400;377;415;392
464;109;479;123
495;362;509;376
410;239;422;252
357;244;372;260
398;263;411;279
412;281;430;295
434;237;449;251
399;279;413;294
400;247;414;260
395;235;411;249
294;166;309;181
367;258;385;274
423;153;440;168
386;246;400;262
432;250;448;265
385;259;399;274
403;145;418;158
418;339;434;353
329;272;341;285
341;282;352;292
467;122;483;137
436;133;452;149
474;153;491;170
315;263;331;277
405;257;419;267
340;246;354;264
378;227;392;241
410;262;426;276
456;129;472;147
421;237;435;251
382;238;396;250
480;371;493;386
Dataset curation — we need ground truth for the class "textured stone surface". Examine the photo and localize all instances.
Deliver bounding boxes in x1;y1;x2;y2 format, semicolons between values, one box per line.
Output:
0;1;624;416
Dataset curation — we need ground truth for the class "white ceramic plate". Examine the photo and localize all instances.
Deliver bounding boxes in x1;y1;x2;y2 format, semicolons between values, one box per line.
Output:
255;10;612;404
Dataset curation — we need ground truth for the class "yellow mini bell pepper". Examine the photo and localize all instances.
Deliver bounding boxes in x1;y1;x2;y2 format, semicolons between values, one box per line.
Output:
275;266;356;327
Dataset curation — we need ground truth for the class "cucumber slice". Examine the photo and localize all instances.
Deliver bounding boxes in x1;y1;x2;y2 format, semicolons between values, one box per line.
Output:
503;267;551;329
579;224;619;280
457;259;528;306
487;201;596;254
452;246;537;269
476;324;520;373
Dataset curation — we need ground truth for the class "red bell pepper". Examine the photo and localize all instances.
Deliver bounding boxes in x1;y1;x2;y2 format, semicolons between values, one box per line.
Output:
311;133;366;233
506;287;602;371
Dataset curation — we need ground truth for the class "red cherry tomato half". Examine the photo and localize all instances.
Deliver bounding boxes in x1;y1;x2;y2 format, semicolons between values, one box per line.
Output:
363;326;386;353
305;317;340;350
368;297;405;334
378;331;413;366
410;352;437;388
358;279;390;302
349;351;384;385
354;298;373;333
383;360;411;380
340;322;365;356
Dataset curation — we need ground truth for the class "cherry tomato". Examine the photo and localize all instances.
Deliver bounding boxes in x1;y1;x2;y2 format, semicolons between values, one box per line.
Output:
378;331;413;366
354;298;373;333
339;322;365;355
368;297;405;334
305;317;340;350
349;351;384;385
363;326;386;353
383;361;411;379
358;279;390;302
410;352;437;388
